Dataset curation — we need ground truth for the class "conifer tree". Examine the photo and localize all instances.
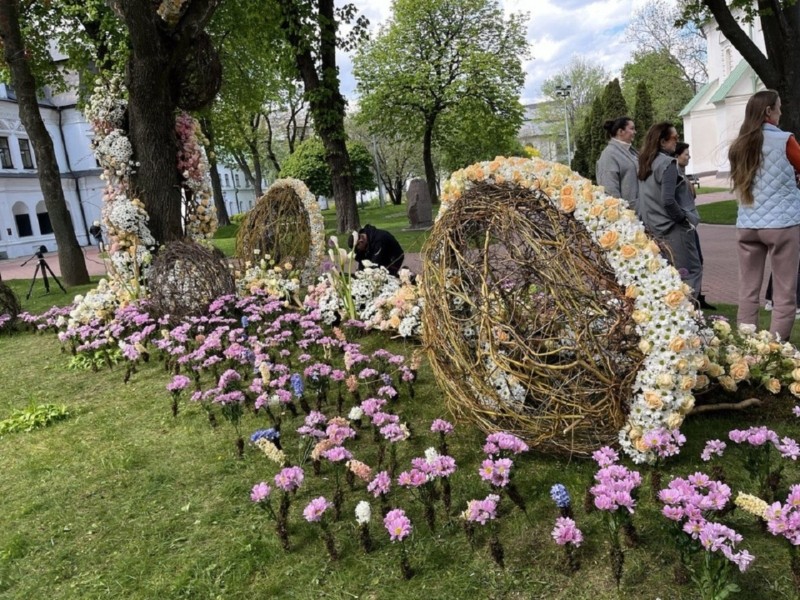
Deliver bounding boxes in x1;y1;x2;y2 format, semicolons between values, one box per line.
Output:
587;95;605;181
633;81;654;148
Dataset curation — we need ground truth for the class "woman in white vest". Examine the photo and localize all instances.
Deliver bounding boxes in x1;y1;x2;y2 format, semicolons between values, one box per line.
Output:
730;89;800;341
596;117;639;213
638;122;702;301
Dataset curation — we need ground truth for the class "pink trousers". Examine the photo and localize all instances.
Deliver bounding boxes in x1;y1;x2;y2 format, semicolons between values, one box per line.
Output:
737;225;800;341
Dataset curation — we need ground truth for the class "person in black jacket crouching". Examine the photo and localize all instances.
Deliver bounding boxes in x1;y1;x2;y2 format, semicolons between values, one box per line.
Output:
349;224;404;276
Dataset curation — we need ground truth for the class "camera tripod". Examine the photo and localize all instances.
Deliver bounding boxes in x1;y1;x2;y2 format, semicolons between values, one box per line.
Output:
20;245;66;300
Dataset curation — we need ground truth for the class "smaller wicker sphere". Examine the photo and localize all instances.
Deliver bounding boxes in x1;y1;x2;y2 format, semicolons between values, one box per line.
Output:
148;240;235;322
236;185;312;272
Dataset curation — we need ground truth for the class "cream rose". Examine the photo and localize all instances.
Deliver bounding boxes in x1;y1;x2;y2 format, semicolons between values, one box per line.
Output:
598;230;619;249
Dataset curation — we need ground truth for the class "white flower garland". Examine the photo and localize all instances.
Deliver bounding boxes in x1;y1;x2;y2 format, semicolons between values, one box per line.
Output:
439;157;704;463
264;178;325;287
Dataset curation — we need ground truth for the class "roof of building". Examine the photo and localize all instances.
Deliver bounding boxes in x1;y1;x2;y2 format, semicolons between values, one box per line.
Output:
709;59;750;103
679;79;717;117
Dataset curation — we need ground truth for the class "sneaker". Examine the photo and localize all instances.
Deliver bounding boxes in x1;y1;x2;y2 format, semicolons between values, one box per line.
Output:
765;300;773;311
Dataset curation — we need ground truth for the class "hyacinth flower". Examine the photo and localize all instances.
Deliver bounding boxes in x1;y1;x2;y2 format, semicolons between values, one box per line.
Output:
551;516;583;572
481;432;529;515
166;374;191;417
590;448;642;587
737;486;800;593
290;372;311;414
211;369;247;457
250;427;281;451
345;458;372;491
550;483;573;519
355;500;373;553
462;494;503;568
303;496;338;560
384;508;413;579
727;426;798;502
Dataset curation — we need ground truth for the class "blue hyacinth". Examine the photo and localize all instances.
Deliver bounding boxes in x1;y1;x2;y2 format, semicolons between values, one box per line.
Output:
550;483;571;508
290;373;304;397
241;316;250;329
250;428;280;443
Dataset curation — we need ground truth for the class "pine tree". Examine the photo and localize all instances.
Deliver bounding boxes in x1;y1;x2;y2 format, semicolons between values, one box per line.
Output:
587;95;605;181
633;81;654;149
593;78;629;169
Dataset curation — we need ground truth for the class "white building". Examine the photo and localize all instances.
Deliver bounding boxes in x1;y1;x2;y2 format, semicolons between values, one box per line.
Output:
0;77;257;260
518;102;561;162
680;16;764;177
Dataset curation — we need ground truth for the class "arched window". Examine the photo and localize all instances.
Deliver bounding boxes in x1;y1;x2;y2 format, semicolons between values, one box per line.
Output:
12;201;32;237
35;200;53;235
724;47;732;77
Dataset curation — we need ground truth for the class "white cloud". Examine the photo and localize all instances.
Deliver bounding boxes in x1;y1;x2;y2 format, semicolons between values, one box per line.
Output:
337;0;669;105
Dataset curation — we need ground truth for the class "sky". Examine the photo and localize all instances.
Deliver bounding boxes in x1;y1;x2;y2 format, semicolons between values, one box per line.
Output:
336;0;664;106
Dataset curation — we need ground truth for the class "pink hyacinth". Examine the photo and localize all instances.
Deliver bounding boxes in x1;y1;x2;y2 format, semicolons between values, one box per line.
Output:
384;508;412;541
465;494;500;525
303;496;332;522
590;464;642;513
551;517;583;547
360;398;387;416
397;469;428;488
250;481;271;503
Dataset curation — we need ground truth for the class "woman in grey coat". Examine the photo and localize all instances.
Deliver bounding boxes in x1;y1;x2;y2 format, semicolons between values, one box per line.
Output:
596;117;640;213
638;122;702;300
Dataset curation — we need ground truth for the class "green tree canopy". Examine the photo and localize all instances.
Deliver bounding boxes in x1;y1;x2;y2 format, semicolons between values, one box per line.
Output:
621;50;694;134
633;81;655;148
354;0;528;203
279;138;375;198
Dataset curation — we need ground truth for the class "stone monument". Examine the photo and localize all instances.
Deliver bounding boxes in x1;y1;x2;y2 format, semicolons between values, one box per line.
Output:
406;178;433;229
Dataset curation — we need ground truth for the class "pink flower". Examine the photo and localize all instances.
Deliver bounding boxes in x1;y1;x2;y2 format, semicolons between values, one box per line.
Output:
274;466;305;492
303;496;332;522
431;419;454;434
465;494;500;524
384;508;412;541
368;471;391;497
397;469;428;487
701;439;727;461
551;517;583;546
483;432;528;456
250;482;271;503
591;446;619;467
322;446;353;462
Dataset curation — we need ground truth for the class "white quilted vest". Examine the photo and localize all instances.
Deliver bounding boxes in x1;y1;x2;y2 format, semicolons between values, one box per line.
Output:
737;124;800;229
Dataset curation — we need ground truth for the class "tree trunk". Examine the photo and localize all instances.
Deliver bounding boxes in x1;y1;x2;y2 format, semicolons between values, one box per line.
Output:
198;117;230;226
391;178;404;205
246;137;263;197
277;0;359;233
422;120;439;205
0;0;89;285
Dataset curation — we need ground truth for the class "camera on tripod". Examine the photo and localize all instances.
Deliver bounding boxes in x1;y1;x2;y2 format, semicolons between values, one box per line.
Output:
20;244;66;299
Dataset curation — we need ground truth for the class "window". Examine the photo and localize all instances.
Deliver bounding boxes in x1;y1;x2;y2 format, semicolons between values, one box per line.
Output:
224;174;230;187
36;201;52;235
0;137;13;168
18;139;34;169
234;173;240;186
12;202;32;237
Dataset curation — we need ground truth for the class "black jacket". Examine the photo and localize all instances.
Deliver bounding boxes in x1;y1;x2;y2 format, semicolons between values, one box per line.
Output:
355;224;404;275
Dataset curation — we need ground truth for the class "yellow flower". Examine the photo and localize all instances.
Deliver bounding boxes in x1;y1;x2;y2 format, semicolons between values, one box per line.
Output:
668;337;686;353
729;361;750;382
620;245;638;259
765;378;782;394
604;207;620;222
735;493;769;519
694;374;710;389
588;204;604;218
664;290;685;309
560;195;576;213
666;412;684;429
644;390;663;409
790;382;800;397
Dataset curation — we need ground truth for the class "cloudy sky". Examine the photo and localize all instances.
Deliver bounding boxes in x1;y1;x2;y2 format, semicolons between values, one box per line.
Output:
337;0;663;105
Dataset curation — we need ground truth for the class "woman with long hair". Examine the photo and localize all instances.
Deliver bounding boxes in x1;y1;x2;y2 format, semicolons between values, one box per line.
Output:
638;122;702;299
730;89;800;340
596;116;639;211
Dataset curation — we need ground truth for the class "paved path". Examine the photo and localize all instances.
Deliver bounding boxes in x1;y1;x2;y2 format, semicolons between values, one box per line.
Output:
0;189;753;307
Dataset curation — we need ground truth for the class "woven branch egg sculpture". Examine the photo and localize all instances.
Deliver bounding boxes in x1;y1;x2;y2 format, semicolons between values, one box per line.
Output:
0;280;21;331
148;240;235;323
235;178;325;287
422;175;648;456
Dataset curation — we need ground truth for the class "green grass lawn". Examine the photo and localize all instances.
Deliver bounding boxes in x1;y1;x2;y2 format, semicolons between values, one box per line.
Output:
697;200;738;225
696;186;729;195
2;286;800;598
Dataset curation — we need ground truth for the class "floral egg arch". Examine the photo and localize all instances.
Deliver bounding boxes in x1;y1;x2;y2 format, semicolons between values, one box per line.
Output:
236;178;325;286
421;158;704;461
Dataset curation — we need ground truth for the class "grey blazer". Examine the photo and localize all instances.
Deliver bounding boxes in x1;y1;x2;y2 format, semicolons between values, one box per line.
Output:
596;140;640;213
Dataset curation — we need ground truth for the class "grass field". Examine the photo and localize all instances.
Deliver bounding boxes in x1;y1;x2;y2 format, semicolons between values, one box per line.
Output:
697;200;738;225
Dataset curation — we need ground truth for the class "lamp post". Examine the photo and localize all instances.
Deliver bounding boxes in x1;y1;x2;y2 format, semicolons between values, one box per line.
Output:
555;84;572;165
